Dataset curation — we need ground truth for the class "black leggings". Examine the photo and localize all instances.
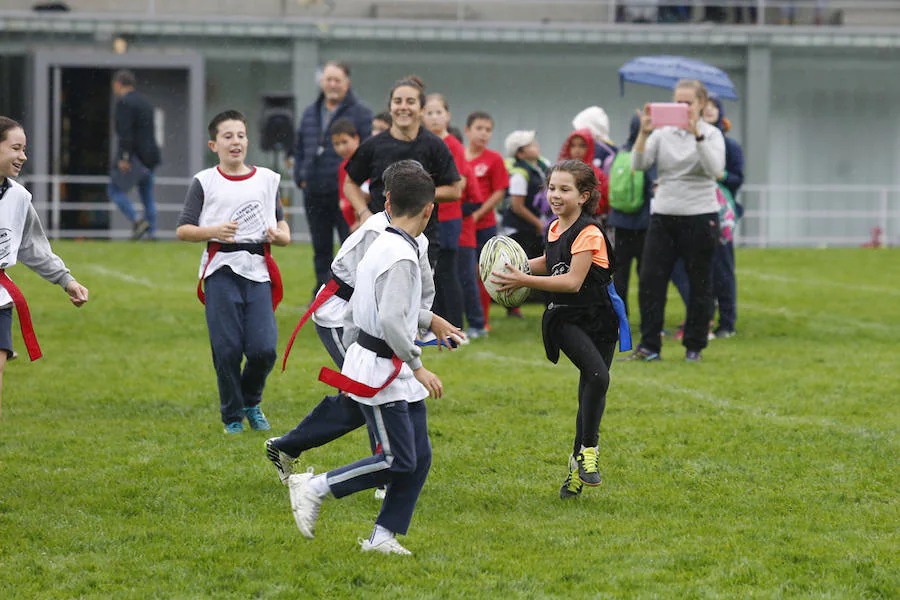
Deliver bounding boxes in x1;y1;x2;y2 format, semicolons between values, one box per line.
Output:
551;321;616;455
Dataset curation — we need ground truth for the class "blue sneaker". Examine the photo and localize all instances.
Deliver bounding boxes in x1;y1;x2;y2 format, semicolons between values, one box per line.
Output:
618;346;661;362
685;350;702;362
243;406;271;431
224;421;244;434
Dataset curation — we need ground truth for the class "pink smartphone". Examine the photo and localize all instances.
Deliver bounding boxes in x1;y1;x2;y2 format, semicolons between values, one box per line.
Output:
649;103;690;130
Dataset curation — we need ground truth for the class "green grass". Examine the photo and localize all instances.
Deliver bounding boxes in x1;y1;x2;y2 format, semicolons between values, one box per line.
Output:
1;242;898;599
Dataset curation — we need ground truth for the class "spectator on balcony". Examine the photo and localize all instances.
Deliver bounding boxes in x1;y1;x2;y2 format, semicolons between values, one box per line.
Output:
658;3;691;23
703;3;727;23
108;70;161;240
735;2;758;24
293;61;373;294
619;0;658;23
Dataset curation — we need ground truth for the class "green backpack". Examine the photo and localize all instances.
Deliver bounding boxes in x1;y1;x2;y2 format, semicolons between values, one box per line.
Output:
608;151;645;214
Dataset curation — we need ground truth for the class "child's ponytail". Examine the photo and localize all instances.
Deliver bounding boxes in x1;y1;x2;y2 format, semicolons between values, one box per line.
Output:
583;188;601;216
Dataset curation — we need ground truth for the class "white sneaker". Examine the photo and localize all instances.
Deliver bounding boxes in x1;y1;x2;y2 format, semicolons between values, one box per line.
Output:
358;536;412;556
450;331;469;346
374;487;387;501
288;469;322;539
265;438;295;485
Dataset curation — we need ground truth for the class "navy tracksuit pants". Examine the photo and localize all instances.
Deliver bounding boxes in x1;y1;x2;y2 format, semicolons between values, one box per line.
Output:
327;400;432;535
275;324;377;460
204;268;277;425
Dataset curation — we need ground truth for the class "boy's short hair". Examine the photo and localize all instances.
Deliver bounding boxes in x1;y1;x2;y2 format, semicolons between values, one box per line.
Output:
374;111;392;125
466;111;493;128
208;110;247;140
113;69;136;88
385;160;434;217
383;159;426;194
329;117;358;138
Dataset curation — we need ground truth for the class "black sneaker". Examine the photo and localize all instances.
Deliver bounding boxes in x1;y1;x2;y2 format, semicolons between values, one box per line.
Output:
685;350;702;362
131;218;150;240
265;437;296;485
559;456;583;499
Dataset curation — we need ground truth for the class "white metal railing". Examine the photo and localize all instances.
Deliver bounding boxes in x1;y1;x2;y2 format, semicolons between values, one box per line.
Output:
20;174;308;242
736;184;899;248
16;175;900;248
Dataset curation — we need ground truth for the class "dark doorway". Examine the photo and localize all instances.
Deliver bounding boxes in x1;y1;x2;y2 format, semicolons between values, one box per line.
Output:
57;67;112;231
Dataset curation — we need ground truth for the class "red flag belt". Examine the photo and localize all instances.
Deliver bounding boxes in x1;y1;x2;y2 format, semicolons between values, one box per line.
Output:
197;242;282;312
0;270;42;361
317;331;403;397
281;278;339;371
318;356;403;398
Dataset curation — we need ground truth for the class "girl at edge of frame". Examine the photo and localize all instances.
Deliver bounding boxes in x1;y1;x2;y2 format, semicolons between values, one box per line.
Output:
491;159;620;499
0;116;91;422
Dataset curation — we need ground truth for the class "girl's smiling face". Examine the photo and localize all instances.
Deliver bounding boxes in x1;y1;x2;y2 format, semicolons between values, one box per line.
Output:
0;127;27;179
546;170;588;219
390;86;423;130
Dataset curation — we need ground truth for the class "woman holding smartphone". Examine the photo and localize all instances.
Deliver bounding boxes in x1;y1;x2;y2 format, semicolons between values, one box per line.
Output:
626;79;725;362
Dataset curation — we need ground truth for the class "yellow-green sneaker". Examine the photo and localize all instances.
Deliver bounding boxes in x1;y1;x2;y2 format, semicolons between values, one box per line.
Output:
559;456;583;499
576;447;602;486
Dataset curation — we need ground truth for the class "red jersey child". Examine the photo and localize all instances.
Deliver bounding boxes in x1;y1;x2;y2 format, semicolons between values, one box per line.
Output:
464;111;510;330
559;128;610;220
331;118;362;232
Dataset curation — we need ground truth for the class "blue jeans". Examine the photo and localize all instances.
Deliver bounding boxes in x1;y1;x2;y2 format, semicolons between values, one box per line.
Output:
108;169;156;236
204;268;278;425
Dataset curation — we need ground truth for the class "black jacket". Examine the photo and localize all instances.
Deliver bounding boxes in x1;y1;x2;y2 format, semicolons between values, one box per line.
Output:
292;89;373;197
114;91;161;169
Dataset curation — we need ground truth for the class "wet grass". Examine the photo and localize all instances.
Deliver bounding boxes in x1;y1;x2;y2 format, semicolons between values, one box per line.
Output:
0;242;897;599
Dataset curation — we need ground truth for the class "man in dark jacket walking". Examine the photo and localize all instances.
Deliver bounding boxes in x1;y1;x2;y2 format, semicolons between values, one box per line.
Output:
108;70;161;240
293;62;373;291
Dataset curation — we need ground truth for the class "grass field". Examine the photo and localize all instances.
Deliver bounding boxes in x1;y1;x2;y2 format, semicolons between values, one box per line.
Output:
0;241;898;599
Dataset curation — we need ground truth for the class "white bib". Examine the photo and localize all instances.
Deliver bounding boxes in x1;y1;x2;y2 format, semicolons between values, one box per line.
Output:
343;229;426;405
312;212;431;328
0;180;32;306
195;166;280;282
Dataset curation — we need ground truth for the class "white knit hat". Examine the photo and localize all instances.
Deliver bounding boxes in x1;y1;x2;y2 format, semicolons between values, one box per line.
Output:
572;106;611;144
504;130;536;158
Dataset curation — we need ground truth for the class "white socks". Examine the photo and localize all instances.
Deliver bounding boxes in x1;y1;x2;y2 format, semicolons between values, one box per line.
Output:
309;474;331;498
369;524;395;546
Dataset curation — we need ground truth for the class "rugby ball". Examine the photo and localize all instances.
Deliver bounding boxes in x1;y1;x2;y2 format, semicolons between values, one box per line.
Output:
479;235;532;308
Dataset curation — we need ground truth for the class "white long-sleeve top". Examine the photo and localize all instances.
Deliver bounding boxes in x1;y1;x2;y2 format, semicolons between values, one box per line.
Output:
631;120;725;216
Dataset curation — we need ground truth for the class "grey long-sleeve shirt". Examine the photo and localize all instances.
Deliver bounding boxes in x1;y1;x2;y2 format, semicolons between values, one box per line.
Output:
16;203;74;287
342;257;431;371
631;120;725;216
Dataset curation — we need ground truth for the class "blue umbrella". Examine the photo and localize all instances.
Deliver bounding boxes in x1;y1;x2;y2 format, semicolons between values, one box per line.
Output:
619;55;738;100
